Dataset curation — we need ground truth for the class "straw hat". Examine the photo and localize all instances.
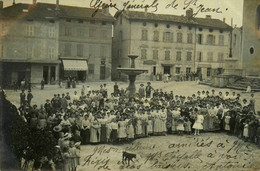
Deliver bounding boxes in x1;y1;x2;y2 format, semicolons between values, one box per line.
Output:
53;124;62;132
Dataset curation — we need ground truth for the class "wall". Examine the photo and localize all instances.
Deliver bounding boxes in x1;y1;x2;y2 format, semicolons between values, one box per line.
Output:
242;0;260;76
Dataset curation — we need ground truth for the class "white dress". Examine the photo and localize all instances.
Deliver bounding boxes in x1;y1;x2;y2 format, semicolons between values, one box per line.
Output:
118;121;127;138
160;112;167;132
192;115;204;130
224;116;231;131
127;123;135;139
136;119;143;135
147;120;153;134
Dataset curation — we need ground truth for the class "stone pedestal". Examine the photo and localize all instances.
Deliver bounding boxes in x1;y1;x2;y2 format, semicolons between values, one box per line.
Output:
128;75;136;97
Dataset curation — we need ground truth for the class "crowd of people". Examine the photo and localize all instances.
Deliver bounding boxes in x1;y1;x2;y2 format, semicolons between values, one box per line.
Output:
15;82;260;170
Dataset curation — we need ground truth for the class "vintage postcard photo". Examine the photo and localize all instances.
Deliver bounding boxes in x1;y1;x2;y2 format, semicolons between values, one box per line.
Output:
0;0;260;170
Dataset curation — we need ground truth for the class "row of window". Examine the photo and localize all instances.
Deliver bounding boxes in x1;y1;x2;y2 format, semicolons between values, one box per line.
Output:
119;16;224;33
175;67;191;74
141;30;193;43
197;52;225;62
65;18;107;25
24;25;56;38
63;44;109;57
174;67;215;76
22;25;108;39
140;30;225;45
64;27;108;38
22;47;56;59
140;49;225;62
141;49;193;61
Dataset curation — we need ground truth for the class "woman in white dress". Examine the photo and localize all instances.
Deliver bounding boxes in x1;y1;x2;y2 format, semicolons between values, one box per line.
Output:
135;117;143;137
126;119;135;140
118;118;127;142
172;108;180;134
153;114;160;135
90;119;101;144
192;112;204;135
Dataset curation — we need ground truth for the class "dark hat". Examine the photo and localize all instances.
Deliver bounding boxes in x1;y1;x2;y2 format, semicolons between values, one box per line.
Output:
140;84;144;86
46;99;50;101
147;82;151;84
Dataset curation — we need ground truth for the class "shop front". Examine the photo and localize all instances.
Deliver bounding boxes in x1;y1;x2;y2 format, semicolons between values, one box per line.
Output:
61;59;88;82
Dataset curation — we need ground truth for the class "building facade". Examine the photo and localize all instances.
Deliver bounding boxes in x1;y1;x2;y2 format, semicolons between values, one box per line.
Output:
242;0;260;76
0;1;114;87
112;9;232;81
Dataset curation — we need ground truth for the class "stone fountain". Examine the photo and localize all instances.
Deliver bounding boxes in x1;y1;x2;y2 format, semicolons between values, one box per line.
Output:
117;54;148;97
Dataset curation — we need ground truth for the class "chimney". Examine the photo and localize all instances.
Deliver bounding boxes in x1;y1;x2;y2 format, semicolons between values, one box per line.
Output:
0;1;3;9
231;18;233;27
33;0;36;5
186;8;193;18
206;15;211;19
55;0;59;10
223;18;226;23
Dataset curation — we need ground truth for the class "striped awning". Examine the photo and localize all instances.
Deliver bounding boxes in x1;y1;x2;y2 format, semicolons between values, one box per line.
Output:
63;60;88;71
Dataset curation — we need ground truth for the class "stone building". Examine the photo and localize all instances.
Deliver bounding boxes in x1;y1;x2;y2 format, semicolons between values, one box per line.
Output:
242;0;260;76
112;9;232;81
0;1;114;86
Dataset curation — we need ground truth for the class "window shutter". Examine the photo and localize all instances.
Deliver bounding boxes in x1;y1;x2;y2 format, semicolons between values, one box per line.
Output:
170;33;173;42
163;32;166;42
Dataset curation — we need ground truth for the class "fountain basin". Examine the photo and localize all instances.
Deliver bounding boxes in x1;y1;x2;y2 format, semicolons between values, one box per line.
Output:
117;68;148;76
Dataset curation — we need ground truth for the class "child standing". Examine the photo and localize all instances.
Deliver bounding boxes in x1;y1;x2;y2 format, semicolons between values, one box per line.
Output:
184;117;192;135
192;112;204;135
176;117;185;136
224;114;231;132
243;120;249;141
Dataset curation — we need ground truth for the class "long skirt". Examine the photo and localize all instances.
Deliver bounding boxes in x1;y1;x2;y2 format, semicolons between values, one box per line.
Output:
100;124;107;143
147;120;153;134
127;125;135;139
81;129;90;144
203;115;210;131
90;127;100;143
110;129;118;142
208;116;215;131
171;120;177;132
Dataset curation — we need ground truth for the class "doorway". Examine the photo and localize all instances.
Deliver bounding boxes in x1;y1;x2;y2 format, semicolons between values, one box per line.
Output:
100;65;106;80
153;66;156;75
78;71;86;81
43;66;49;84
163;66;171;75
18;72;25;85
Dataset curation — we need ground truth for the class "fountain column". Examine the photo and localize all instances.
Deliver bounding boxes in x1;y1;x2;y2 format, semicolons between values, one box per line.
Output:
128;75;136;97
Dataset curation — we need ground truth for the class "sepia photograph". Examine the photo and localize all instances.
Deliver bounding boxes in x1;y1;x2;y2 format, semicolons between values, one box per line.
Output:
0;0;260;170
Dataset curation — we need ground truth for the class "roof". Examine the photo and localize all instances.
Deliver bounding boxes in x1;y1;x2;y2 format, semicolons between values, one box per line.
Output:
118;11;231;30
0;3;115;22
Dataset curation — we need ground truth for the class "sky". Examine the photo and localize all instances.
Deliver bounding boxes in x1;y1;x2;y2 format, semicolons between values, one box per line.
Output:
2;0;244;27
